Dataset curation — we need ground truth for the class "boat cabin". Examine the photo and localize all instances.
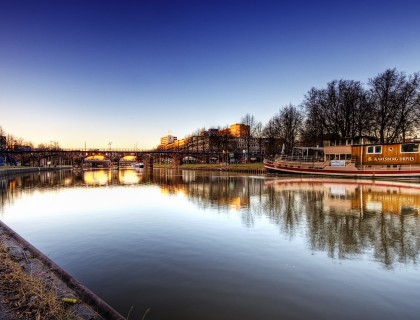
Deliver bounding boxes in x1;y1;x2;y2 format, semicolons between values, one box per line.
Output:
291;146;324;161
353;142;420;166
323;137;378;164
323;137;420;166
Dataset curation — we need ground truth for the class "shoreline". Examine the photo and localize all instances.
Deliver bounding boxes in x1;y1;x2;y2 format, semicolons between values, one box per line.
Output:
0;164;266;319
154;163;266;174
0;166;73;178
0;221;125;320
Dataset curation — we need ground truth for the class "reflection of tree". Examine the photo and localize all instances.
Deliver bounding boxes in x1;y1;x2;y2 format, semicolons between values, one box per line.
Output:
1;170;78;214
306;208;365;259
261;188;303;238
303;191;420;268
362;212;420;268
261;183;420;268
2;171;420;268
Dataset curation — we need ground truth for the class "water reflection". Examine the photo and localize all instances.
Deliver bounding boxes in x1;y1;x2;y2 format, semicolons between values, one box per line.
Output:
1;170;420;269
265;178;420;267
80;169;143;186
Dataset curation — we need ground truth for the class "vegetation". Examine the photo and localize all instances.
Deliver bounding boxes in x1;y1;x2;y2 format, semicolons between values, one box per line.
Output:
183;68;420;157
268;68;420;154
167;163;264;170
0;243;79;319
2;68;419;158
0;126;60;151
301;69;420;146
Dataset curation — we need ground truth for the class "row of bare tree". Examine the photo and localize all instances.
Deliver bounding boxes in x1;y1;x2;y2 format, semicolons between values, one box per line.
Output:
243;68;420;156
3;68;419;157
0;126;60;150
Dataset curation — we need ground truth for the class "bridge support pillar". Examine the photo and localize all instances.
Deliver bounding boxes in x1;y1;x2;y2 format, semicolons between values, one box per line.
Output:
172;156;182;168
145;157;153;170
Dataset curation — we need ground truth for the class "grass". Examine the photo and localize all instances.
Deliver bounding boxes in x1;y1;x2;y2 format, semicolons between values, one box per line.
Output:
0;244;80;320
155;162;265;170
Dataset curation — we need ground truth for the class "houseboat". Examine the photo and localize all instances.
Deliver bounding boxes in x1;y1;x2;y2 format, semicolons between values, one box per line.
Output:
264;137;420;178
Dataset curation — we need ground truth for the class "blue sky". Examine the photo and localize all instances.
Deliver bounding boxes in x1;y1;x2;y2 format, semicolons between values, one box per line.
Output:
1;0;419;149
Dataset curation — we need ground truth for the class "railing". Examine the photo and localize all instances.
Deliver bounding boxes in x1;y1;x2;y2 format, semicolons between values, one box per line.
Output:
7;148;219;154
275;155;323;163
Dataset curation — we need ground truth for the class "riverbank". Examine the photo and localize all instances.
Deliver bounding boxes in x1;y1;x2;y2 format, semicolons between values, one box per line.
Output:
155;163;266;174
0;166;73;178
0;221;125;320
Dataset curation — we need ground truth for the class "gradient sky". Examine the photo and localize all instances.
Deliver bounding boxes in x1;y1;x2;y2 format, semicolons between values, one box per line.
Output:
1;0;420;149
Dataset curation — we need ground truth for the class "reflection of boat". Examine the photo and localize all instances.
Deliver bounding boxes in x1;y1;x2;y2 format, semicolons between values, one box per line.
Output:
131;162;144;169
264;137;420;178
120;155;137;168
265;177;420;216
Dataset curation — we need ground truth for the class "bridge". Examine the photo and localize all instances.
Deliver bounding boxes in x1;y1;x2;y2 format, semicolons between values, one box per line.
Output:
1;148;222;168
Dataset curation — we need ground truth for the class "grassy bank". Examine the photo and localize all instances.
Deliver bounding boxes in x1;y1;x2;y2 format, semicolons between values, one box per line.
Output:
155;163;265;170
0;243;79;320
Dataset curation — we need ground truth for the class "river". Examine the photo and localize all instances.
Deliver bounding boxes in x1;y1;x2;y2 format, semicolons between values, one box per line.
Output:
1;168;419;319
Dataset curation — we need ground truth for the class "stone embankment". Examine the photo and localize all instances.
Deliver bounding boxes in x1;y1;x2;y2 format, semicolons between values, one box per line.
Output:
0;166;72;178
0;167;125;319
155;163;267;174
0;221;125;320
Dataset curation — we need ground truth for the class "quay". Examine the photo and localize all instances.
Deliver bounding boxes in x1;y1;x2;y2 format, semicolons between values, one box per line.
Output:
156;163;266;174
0;164;266;318
0;220;126;320
0;166;72;178
0;167;126;319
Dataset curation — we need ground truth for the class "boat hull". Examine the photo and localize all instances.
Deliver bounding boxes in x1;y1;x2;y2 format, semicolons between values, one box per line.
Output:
264;162;420;178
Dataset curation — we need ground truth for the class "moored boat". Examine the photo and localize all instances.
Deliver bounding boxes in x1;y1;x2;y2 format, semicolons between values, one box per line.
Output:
131;162;144;169
264;137;420;178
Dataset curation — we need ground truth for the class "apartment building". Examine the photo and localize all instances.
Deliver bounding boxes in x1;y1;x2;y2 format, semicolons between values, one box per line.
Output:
160;135;177;147
157;123;268;162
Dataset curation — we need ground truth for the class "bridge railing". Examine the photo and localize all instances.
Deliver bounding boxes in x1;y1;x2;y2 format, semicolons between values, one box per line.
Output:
6;148;223;155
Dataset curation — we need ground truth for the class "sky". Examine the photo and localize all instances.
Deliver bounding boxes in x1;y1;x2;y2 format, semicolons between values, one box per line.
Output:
1;0;420;149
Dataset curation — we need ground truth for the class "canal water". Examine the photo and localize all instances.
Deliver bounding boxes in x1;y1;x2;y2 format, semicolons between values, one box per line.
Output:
1;169;419;320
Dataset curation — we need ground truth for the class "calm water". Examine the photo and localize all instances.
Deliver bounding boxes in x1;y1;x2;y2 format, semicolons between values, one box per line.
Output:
1;169;420;319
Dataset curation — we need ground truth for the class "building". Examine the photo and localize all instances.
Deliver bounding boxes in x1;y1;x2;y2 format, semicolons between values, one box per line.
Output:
229;124;250;137
157;123;266;162
160;135;177;146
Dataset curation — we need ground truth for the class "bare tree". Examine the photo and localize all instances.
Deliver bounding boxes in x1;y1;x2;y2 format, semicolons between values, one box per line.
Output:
369;69;420;143
0;126;6;150
301;87;325;145
241;113;262;162
263;116;281;157
6;134;15;149
254;121;264;160
278;104;303;154
263;105;303;156
302;80;372;144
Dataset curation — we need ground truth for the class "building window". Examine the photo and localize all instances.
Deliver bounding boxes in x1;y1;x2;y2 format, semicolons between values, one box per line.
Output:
367;146;382;154
401;143;419;153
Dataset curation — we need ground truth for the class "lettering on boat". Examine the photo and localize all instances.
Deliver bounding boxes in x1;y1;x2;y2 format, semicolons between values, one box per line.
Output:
369;157;415;162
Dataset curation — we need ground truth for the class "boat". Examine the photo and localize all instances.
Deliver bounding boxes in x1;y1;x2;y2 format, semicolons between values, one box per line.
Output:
264;136;420;178
131;162;144;169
